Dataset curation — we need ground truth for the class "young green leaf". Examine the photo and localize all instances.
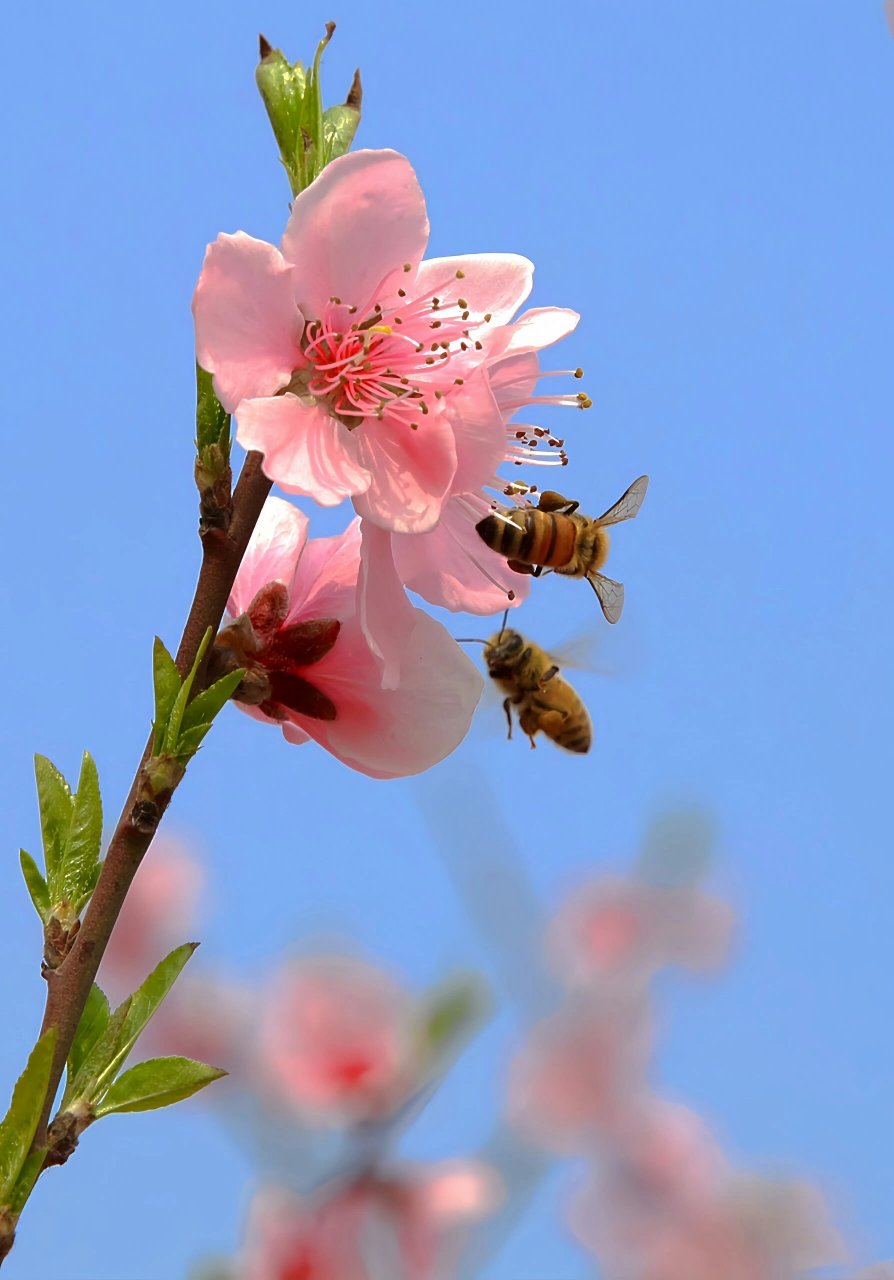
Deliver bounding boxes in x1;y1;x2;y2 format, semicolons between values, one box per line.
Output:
73;861;103;916
321;101;360;165
180;668;245;735
62;998;131;1110
95;1057;226;1117
175;723;214;759
67;986;111;1084
152;638;181;754
195;363;231;452
8;1148;47;1215
33;756;73;889
19;851;50;922
0;1030;56;1204
58;753;102;906
416;976;488;1063
94;944;198;1093
163;631;212;754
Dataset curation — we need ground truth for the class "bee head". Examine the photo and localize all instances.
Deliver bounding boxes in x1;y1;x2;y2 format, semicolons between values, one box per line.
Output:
483;628;525;671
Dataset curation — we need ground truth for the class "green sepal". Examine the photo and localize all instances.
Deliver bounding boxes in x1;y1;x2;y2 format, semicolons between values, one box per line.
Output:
195;364;230;452
19;851;50;922
321;95;361;167
94;1057;226;1117
57;753;102;908
33;756;73;889
0;1030;57;1205
67;986;111;1084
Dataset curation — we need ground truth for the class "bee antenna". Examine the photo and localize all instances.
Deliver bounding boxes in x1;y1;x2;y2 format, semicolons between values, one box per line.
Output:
498;607;509;642
455;637;487;644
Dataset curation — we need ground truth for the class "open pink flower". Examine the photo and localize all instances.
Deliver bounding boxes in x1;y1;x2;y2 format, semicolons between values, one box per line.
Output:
260;955;419;1126
193;149;583;540
215;497;482;779
547;876;735;991
507;995;652;1153
241;1164;500;1280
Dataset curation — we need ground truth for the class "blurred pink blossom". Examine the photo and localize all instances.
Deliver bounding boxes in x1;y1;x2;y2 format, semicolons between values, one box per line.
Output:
547;876;735;990
100;837;204;997
507;995;652;1152
260;955;421;1125
240;1162;500;1280
193;149;580;544
220;496;482;778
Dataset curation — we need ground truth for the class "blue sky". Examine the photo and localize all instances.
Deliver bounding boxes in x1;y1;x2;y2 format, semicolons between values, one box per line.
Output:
1;2;892;1276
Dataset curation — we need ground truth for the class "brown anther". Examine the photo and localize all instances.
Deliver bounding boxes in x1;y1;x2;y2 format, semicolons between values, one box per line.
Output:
484;313;492;322
574;367;584;378
398;287;407;297
474;341;483;350
457;297;468;309
374;303;382;312
430;320;442;328
434;390;444;399
461;310;470;321
394;317;403;324
330;295;342;304
455;269;466;278
425;357;436;365
508;590;516;600
421;403;429;414
403;263;412;272
348;305;358;314
454;377;464;385
411;422;419;430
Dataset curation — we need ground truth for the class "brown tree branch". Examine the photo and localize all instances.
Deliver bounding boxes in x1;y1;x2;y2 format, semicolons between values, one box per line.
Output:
31;451;272;1153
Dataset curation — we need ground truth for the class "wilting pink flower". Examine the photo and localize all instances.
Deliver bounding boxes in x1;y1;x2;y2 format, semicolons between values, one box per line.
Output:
215;496;482;779
507;995;651;1153
260;955;420;1125
193;149;584;547
100;837;204;998
241;1164;500;1280
547;876;735;990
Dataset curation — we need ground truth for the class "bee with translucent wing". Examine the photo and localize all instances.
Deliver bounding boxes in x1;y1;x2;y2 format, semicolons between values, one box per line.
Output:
481;628;592;754
474;475;649;623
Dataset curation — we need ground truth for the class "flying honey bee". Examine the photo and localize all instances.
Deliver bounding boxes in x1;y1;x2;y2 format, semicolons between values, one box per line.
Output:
475;475;649;623
481;627;592;754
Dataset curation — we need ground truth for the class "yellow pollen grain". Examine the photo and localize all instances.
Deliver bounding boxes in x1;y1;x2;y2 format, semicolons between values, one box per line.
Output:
369;324;393;335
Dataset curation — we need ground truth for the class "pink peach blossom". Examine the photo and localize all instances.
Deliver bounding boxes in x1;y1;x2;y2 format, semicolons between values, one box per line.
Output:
218;496;482;779
100;837;204;998
240;1164;500;1280
260;956;419;1125
507;995;652;1153
193;149;583;543
547;876;735;990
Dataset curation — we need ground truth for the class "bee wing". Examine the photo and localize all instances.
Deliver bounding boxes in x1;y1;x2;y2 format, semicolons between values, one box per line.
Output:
596;474;649;527
546;631;605;673
589;572;625;624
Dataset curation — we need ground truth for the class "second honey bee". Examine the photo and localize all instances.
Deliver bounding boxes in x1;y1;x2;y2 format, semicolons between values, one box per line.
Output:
483;628;592;754
475;475;649;623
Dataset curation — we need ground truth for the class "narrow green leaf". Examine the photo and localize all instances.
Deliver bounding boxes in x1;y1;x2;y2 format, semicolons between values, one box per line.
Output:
0;1030;57;1203
59;753;102;905
73;861;102;916
62;998;131;1110
180;669;245;735
152;638;181;754
34;756;73;895
19;851;50;921
94;944;197;1092
8;1148;47;1214
95;1057;226;1117
175;723;214;758
416;976;488;1061
163;631;212;754
67;986;110;1084
195;364;231;451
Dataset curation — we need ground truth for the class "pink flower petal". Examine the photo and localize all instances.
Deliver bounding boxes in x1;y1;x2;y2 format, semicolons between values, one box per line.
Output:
413;253;534;330
352;407;457;533
227;496;308;617
392;494;530;616
359;520;415;688
287;517;363;622
281;150;430;319
300;612;483;779
235;395;371;506
415;1161;504;1224
192;231;303;412
448;369;507;494
487;306;580;361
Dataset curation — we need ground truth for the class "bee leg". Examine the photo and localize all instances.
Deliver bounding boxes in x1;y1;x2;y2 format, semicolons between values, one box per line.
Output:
538;665;559;687
502;698;513;740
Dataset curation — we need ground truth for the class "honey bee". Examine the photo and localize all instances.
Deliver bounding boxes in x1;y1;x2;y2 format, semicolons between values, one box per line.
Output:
483;628;592;753
475;475;649;623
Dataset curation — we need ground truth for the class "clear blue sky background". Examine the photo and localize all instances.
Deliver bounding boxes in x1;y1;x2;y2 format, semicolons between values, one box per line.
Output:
1;3;892;1277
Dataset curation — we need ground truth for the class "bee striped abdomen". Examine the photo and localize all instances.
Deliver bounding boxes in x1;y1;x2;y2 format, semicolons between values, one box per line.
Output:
477;509;579;568
552;712;592;753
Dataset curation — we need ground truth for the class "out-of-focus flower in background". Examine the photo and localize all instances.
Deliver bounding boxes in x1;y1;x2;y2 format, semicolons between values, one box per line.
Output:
239;1164;502;1280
